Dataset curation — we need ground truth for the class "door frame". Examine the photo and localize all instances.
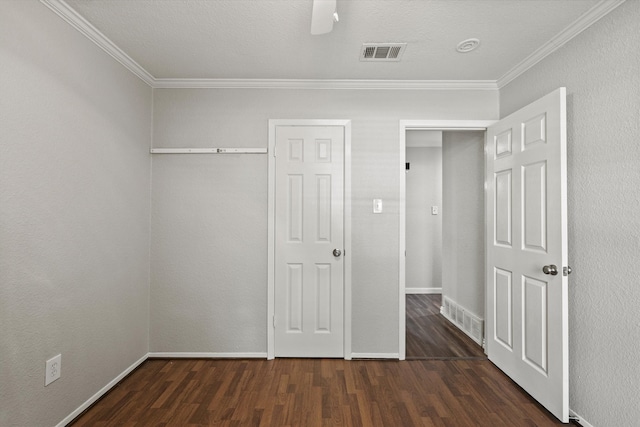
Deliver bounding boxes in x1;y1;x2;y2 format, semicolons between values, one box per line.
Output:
399;120;496;360
267;119;352;360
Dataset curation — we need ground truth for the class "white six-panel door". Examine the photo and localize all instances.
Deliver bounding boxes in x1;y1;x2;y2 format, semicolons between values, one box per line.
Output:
274;125;344;357
486;88;568;422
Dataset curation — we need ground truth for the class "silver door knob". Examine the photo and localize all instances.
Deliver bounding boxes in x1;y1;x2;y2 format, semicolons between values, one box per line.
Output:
542;265;558;275
333;249;342;257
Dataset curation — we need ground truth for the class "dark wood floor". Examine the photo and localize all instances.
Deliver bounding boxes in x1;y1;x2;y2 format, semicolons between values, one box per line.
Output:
70;295;566;426
70;358;566;426
406;294;486;360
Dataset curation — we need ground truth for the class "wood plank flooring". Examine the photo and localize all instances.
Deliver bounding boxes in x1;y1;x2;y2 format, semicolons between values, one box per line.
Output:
70;358;566;426
406;294;486;360
70;295;567;426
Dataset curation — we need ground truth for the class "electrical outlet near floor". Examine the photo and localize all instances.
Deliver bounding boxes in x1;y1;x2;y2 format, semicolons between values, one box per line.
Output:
45;354;61;386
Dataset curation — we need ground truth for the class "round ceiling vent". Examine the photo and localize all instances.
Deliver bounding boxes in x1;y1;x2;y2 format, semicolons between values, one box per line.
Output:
456;38;480;53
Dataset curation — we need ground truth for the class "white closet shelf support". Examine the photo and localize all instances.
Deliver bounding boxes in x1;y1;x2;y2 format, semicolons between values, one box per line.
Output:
150;148;268;154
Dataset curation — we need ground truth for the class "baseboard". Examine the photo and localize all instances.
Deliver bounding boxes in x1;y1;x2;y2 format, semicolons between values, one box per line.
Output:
148;352;268;359
350;353;399;359
56;353;148;427
405;287;442;294
569;409;594;427
440;296;484;346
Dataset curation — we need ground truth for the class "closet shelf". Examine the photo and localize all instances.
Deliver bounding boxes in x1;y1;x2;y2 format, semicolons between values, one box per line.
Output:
150;148;268;154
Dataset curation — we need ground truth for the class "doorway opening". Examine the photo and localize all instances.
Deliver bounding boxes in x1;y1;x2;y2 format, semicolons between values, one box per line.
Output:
404;129;485;359
399;120;495;360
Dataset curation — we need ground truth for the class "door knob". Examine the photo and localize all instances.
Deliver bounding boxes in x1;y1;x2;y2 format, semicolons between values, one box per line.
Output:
333;249;342;257
542;265;558;275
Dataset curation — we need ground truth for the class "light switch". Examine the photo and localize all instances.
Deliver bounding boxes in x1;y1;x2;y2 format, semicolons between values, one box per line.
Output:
373;199;383;214
431;206;439;215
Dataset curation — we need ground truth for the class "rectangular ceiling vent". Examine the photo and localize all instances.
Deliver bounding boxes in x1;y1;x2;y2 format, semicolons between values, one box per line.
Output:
360;43;407;62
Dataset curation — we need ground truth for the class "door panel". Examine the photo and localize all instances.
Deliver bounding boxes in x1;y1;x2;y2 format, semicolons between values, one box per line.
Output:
494;267;513;349
315;264;332;332
522;161;547;252
486;88;568;422
288;175;303;242
495;170;512;246
495;129;512;158
274;125;344;358
523;114;547;147
287;264;303;332
523;275;547;373
316;175;332;241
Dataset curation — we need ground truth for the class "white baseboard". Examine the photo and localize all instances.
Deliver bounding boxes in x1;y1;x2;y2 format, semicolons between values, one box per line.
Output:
440;296;484;346
148;352;268;359
570;409;594;427
56;353;147;427
350;353;399;359
405;287;442;294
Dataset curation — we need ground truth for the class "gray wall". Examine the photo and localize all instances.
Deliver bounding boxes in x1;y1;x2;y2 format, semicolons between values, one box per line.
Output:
499;1;640;425
2;0;636;424
150;88;498;355
405;147;442;291
441;131;485;317
0;2;152;426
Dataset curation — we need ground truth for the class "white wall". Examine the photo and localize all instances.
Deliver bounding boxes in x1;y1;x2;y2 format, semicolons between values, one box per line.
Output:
150;88;498;355
499;1;640;425
405;147;442;292
441;131;485;318
0;2;152;426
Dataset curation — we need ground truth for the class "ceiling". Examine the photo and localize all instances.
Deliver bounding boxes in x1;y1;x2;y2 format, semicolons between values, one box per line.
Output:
54;0;617;86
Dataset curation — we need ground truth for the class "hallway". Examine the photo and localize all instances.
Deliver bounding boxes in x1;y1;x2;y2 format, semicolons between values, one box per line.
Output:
406;294;486;360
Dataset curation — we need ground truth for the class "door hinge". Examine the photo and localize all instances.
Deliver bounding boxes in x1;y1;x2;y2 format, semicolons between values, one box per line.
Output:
272;315;277;328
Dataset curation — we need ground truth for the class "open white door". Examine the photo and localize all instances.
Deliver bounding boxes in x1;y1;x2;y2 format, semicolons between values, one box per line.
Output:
273;125;345;358
486;88;569;422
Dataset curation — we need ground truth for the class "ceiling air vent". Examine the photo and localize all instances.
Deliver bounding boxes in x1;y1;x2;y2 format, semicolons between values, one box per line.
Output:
360;43;407;62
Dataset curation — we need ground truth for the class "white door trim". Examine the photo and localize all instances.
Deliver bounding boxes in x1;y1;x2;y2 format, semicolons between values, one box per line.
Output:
398;120;496;360
268;119;352;360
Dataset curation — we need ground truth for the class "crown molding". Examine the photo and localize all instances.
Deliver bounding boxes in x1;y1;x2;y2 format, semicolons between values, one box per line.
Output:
497;0;626;88
40;0;155;86
152;78;498;90
43;0;622;91
37;1;496;92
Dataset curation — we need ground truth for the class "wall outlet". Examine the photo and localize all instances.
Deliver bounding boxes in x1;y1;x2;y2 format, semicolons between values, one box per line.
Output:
45;354;61;386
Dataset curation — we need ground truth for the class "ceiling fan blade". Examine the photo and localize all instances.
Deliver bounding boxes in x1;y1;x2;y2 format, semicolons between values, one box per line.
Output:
310;0;336;35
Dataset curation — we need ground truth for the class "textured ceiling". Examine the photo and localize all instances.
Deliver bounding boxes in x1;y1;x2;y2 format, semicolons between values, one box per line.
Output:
64;0;601;81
